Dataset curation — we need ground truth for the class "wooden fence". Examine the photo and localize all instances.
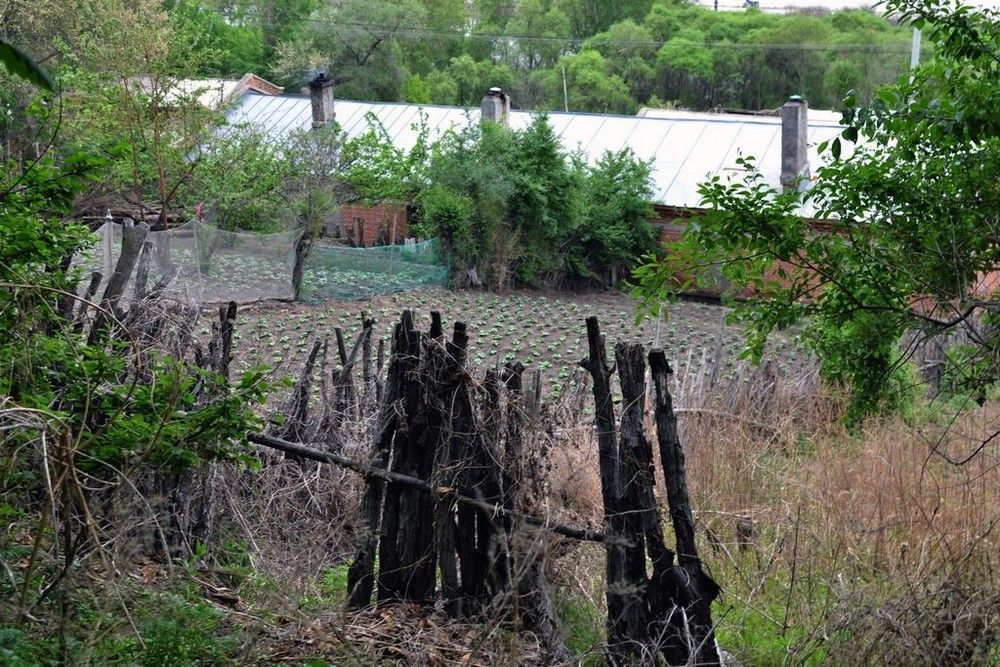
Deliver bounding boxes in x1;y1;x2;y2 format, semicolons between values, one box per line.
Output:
250;311;722;665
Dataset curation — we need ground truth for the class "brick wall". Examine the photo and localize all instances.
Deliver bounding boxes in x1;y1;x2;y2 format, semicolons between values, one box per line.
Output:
337;203;409;247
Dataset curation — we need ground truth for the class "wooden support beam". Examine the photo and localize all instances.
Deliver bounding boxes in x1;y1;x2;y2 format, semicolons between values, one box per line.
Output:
246;432;605;544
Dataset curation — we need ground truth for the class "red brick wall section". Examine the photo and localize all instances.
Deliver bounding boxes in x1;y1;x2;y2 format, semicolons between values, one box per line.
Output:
338;203;409;247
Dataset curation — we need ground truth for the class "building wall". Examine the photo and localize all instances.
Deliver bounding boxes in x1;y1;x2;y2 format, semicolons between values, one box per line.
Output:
337;203;409;248
651;204;1000;303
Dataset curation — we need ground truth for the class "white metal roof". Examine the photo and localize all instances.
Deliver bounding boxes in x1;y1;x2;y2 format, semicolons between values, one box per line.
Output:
225;93;847;212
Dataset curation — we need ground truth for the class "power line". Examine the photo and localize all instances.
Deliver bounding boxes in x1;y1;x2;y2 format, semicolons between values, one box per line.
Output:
301;18;919;54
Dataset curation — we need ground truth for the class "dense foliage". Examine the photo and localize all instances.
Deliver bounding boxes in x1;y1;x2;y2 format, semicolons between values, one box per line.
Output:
414;115;656;289
635;0;1000;420
0;67;269;662
271;0;921;113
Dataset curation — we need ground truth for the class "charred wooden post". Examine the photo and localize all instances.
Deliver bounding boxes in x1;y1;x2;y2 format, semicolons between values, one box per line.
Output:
481;368;511;597
378;311;437;604
426;325;461;615
334;326;348;365
203;301;238;381
447;322;502;613
615;342;689;663
268;339;323;449
649;350;722;667
316;339;337;448
360;314;376;419
581;317;645;660
348;315;409;608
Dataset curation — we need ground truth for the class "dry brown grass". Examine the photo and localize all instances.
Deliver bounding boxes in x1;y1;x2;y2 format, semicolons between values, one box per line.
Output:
535;353;999;663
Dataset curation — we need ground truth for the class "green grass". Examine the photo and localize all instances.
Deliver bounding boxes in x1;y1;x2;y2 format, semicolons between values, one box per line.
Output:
711;570;832;666
555;592;604;664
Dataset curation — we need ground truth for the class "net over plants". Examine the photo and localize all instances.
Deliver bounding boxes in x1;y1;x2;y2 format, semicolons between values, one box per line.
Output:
74;220;300;304
300;239;449;302
74;221;448;305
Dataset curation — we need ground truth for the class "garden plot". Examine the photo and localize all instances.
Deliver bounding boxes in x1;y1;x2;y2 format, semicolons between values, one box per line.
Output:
215;288;809;398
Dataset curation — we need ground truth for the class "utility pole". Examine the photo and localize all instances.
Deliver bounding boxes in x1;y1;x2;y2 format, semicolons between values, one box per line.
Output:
561;65;569;112
910;27;922;69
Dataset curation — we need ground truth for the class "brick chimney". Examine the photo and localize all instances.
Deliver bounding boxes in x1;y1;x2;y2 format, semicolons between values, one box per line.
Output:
480;87;510;127
309;70;335;129
780;95;809;191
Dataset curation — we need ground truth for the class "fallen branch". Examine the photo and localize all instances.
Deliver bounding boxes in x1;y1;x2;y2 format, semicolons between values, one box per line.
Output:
246;432;605;543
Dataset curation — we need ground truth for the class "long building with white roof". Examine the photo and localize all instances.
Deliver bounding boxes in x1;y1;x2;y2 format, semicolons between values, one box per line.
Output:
225;85;846;219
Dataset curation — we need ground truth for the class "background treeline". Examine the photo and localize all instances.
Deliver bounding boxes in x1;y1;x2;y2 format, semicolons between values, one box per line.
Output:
1;0;923;123
207;0;921;112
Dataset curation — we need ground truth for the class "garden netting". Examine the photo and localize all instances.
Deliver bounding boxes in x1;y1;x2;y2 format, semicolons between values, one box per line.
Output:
74;221;447;305
300;239;449;303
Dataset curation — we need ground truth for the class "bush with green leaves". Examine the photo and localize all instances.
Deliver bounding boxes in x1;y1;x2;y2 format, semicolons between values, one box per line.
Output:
415;114;656;289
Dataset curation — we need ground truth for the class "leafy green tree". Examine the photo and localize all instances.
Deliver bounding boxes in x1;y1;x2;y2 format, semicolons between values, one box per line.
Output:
275;0;426;99
634;0;1000;420
555;49;634;113
505;113;582;283
166;0;268;76
341;112;431;205
58;0;219;227
656;29;714;108
570;149;656;285
447;54;515;105
742;16;835;107
554;0;654;39
504;0;571;70
416;114;654;288
184;126;290;231
425;69;460;104
588;19;657;102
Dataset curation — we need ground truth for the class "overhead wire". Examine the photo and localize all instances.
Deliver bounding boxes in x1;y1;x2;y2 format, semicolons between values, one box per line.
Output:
300;18;919;55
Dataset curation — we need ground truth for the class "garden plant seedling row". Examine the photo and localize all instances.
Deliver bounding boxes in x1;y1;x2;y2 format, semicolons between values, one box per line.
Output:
208;288;810;401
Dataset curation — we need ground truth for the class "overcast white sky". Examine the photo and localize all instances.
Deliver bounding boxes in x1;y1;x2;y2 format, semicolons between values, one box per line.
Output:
693;0;1000;11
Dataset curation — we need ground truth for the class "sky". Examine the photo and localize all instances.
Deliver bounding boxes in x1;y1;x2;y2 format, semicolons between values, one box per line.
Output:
691;0;1000;11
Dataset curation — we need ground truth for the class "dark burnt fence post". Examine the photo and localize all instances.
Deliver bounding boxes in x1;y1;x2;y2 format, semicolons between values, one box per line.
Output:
427;314;463;615
581;316;648;662
378;310;437;604
649;350;722;667
481;369;512;597
446;322;498;613
347;313;409;608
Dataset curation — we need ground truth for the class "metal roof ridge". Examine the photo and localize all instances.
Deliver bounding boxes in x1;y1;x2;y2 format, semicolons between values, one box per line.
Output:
239;92;843;128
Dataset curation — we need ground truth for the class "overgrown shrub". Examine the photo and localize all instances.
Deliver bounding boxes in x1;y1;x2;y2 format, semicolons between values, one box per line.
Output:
416;114;657;289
